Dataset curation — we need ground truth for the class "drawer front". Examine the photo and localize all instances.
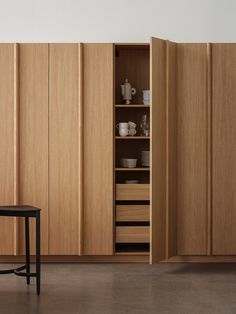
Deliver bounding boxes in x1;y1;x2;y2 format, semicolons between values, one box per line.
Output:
116;226;150;243
116;205;149;222
116;184;150;201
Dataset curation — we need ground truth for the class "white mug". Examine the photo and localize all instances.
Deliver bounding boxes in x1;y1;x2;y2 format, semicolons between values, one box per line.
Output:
116;122;129;129
119;128;130;137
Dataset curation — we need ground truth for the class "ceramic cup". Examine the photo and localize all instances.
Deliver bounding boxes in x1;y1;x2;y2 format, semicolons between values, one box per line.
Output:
128;121;136;129
143;90;150;105
119;128;130;137
129;128;137;136
141;150;150;166
143;90;150;99
116;122;129;129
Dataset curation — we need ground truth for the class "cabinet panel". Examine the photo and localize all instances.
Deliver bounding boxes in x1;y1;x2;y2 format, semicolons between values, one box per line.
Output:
83;44;113;255
212;44;236;254
150;37;166;263
49;44;79;255
177;44;208;255
166;41;177;258
19;44;49;255
0;44;15;255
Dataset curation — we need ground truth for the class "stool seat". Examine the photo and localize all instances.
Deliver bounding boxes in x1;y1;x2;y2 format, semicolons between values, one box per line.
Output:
0;205;41;295
0;205;41;217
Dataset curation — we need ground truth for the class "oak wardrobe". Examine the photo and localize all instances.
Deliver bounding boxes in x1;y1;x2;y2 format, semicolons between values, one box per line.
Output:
0;38;236;264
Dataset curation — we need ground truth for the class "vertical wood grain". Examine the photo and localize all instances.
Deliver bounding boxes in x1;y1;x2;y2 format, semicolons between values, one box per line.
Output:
83;44;113;255
212;44;236;254
166;41;177;258
150;37;167;263
0;44;16;255
177;44;208;255
49;44;79;255
19;44;49;255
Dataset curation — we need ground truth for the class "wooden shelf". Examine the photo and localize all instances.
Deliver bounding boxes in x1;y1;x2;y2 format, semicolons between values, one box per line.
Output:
115;104;150;108
115;167;150;171
115;136;150;140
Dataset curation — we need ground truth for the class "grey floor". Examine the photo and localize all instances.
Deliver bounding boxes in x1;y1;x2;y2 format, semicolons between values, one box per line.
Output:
0;263;236;314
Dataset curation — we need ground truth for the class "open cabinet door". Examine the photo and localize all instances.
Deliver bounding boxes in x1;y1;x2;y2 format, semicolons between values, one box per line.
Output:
150;37;167;263
165;41;177;259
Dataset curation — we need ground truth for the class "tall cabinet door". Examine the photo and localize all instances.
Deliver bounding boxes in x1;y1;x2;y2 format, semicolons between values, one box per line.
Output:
150;37;167;262
0;44;16;255
83;44;113;255
176;44;208;255
19;44;49;255
49;44;80;255
212;44;236;254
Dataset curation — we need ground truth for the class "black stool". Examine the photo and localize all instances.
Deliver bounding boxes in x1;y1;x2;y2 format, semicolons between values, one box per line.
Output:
0;206;41;295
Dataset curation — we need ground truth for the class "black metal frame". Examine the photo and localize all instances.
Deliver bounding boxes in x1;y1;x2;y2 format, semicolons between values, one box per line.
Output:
0;207;41;295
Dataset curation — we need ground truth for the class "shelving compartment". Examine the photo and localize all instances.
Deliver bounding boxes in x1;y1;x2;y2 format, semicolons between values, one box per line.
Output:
115;45;150;105
114;44;150;256
115;106;150;137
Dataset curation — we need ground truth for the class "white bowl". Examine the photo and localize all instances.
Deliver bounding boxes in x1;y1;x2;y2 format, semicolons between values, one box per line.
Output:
125;180;139;184
120;158;137;168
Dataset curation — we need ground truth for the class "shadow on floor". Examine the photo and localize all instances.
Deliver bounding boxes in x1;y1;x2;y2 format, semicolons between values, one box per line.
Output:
167;263;236;275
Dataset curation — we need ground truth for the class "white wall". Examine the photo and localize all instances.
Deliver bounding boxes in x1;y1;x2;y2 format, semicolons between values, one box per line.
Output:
0;0;235;42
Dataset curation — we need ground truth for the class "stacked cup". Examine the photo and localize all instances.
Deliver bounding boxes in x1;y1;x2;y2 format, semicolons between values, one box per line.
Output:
143;90;150;105
141;150;150;167
116;122;130;137
128;121;137;136
116;121;137;137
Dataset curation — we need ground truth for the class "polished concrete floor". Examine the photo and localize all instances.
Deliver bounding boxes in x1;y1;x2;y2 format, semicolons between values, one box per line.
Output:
0;263;236;314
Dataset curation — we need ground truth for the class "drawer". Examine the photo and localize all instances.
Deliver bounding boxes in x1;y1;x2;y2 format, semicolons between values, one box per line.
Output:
116;205;149;222
116;184;150;201
116;226;150;243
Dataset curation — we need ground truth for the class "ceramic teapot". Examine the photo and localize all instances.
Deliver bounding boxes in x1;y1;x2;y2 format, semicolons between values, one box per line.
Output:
121;78;136;104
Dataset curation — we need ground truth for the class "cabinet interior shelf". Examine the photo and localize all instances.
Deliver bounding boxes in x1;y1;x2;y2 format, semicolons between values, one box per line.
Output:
115;104;150;108
115;136;150;140
115;168;150;171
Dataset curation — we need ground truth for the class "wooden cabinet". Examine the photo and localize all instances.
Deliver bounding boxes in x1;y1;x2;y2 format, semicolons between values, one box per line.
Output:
212;44;236;255
0;39;236;263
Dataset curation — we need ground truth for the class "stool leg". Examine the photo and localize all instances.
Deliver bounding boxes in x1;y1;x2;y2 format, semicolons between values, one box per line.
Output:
36;212;41;295
25;216;30;285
